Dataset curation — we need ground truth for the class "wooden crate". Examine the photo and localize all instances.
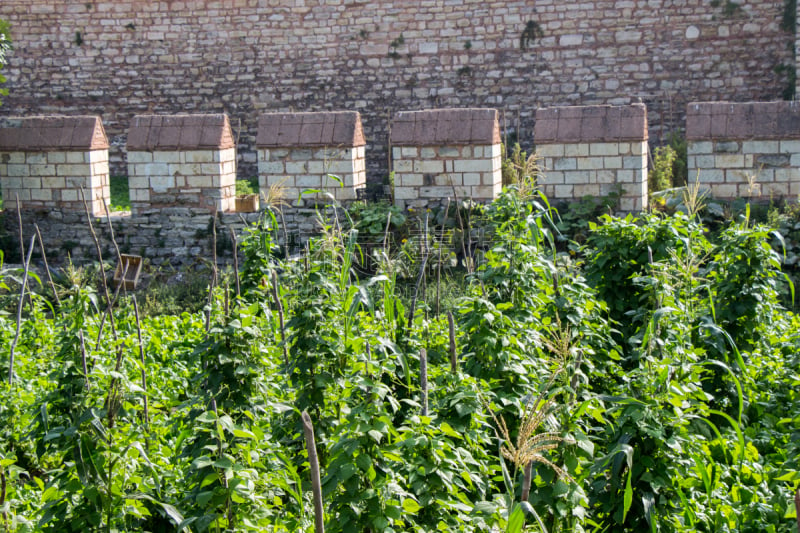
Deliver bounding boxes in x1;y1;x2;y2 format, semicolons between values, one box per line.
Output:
236;194;260;213
113;254;143;290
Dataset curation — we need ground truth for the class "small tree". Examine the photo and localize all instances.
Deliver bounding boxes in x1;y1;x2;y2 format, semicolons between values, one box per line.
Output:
0;18;12;105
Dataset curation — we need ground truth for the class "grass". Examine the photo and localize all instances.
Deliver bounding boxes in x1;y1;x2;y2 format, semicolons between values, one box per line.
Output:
110;175;130;211
236;176;259;196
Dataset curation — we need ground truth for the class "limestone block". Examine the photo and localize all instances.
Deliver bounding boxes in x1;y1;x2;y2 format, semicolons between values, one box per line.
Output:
200;163;223;175
554;158;578;171
26;153;47;164
565;143;590;157
398;173;423;187
260;160;286;174
742;140;779;154
393;186;419;200
564;171;589;185
623;155;646;169
30;164;57;177
47;152;67;164
128;151;153;164
603;156;622;169
305;160;323;174
42;177;67;189
713;184;737;197
471;185;500;199
632;142;647;155
589;143;619;156
394;159;413;172
716;154;745;169
30;188;53;201
553;185;573;197
439;146;461;157
88;150;108;163
779;140;800;153
536;144;563;158
414;160;444;173
462;172;481;186
296;175;321;188
66;152;86;164
577;157;604;170
150;175;176;192
688;141;713;154
285;161;308;174
7;164;30;177
184;150;215;163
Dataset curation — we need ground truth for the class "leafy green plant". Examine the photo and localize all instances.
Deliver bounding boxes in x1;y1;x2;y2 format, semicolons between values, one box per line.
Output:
649;145;677;194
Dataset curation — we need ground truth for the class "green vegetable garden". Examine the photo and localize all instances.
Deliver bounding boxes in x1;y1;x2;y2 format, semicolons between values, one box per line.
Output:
0;185;799;532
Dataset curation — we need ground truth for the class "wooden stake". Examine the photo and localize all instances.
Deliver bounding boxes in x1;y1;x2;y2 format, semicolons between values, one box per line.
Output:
271;270;289;366
7;235;36;385
302;410;325;533
447;311;457;372
420;348;428;417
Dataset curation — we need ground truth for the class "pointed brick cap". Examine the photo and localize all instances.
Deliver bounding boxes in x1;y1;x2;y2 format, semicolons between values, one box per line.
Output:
534;104;648;143
127;114;235;151
390;108;501;146
0;116;109;151
256;111;366;148
686;101;800;141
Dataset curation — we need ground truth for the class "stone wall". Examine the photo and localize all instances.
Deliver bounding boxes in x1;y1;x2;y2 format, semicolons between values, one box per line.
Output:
686;101;800;199
391;109;502;209
0;1;793;179
127;114;237;213
0;116;110;215
535;104;648;212
6;204;333;267
256;111;366;206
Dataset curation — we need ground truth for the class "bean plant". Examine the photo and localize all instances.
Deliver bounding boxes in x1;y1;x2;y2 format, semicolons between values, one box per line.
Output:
0;187;798;532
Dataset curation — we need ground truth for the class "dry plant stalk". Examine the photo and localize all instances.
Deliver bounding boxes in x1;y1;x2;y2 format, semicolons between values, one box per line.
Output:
489;395;568;481
682;174;709;219
447;311;457;372
34;224;61;309
229;227;241;298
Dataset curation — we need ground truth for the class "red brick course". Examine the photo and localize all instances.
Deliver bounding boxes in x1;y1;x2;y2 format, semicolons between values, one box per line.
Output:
534;104;648;144
126;114;235;151
0;116;108;151
390;109;500;146
686;101;800;141
256;111;366;148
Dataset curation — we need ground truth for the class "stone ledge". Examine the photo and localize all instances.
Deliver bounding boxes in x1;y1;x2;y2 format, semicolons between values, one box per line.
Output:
256;111;366;148
390;108;500;146
127;114;235;151
686;101;800;141
0;116;109;151
534;104;648;143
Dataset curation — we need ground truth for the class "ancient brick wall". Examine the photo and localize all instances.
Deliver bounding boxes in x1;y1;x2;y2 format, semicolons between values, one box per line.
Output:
686;101;800;199
0;1;794;180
